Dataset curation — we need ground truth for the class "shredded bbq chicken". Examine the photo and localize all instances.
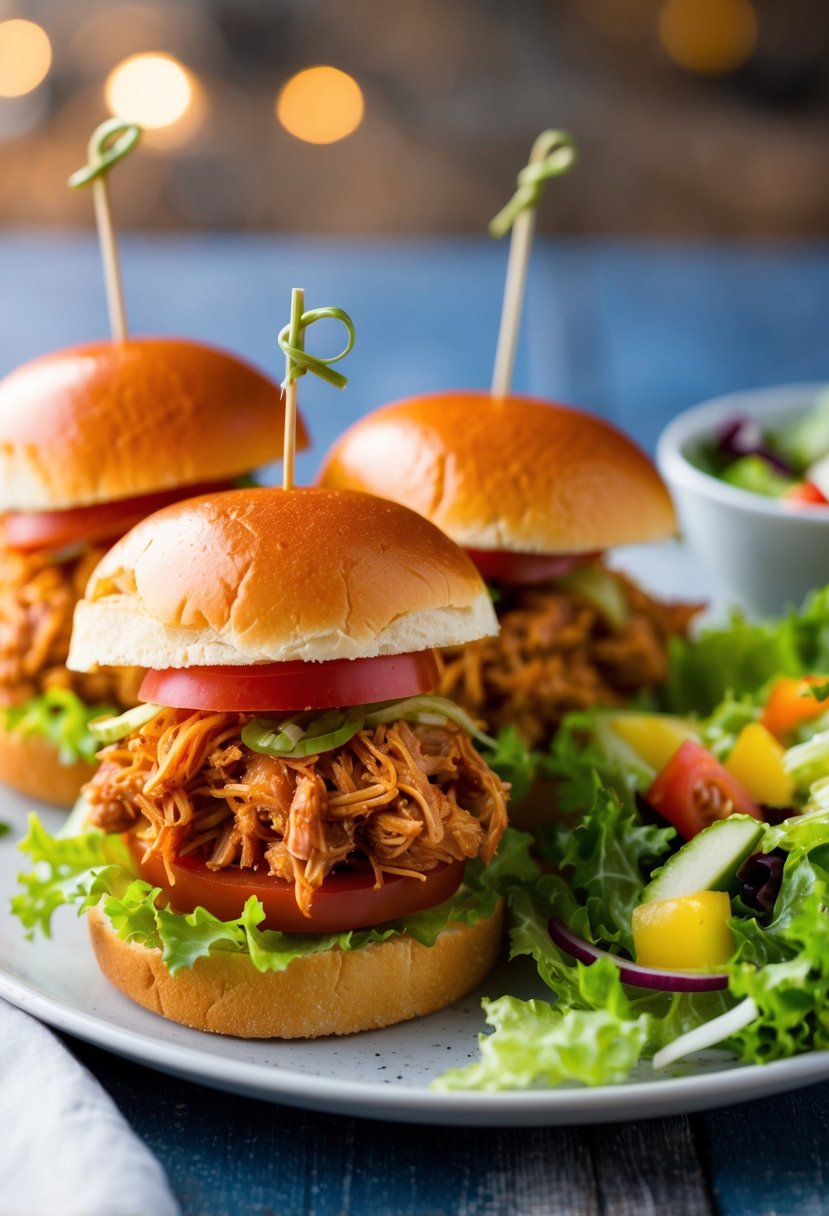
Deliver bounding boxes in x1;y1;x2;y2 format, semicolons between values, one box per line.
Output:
84;710;509;915
0;543;142;709
439;567;700;750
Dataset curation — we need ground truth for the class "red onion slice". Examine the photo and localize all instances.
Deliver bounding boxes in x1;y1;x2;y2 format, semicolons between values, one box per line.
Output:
548;917;729;992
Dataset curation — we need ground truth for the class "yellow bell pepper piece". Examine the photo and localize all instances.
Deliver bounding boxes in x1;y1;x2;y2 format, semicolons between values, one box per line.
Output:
610;714;697;772
725;722;794;807
632;891;733;971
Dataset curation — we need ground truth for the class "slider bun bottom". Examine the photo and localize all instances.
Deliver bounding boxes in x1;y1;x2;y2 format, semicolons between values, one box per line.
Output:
0;723;95;808
88;899;504;1039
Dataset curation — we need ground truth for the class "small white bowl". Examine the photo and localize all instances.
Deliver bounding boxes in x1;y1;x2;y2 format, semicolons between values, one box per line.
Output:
657;383;829;615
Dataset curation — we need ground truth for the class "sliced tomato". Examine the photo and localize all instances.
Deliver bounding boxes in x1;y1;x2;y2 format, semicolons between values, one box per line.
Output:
3;480;234;553
138;650;441;712
761;675;829;741
128;836;465;932
466;548;600;586
645;739;762;840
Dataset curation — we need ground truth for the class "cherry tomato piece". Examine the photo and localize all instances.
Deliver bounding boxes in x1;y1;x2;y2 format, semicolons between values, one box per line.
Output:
3;481;235;553
138;650;441;712
645;739;762;839
466;548;600;586
784;482;829;508
128;836;465;932
761;675;829;742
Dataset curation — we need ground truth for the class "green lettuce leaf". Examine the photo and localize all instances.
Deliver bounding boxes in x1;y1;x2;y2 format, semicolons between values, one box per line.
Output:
509;880;591;1005
540;711;608;819
728;884;829;1063
541;709;654;821
731;808;829;965
731;854;820;966
12;814;133;936
12;815;535;976
2;688;115;765
663;616;800;717
791;585;829;673
540;780;675;953
699;694;759;761
434;981;652;1091
485;725;539;805
664;585;829;718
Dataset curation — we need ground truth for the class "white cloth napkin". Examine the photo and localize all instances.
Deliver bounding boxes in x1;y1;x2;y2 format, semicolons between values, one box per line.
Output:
0;999;180;1216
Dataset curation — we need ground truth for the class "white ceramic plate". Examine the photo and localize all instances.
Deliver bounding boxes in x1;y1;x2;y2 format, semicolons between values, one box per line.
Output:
2;544;828;1126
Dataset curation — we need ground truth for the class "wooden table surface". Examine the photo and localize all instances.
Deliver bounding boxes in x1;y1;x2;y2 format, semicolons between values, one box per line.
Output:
3;232;829;1216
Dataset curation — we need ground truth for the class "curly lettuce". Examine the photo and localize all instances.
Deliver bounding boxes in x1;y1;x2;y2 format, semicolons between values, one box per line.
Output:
540;780;675;954
485;725;538;804
436;964;652;1091
728;884;829;1063
13;816;537;977
540;708;655;821
2;688;114;765
664;585;829;717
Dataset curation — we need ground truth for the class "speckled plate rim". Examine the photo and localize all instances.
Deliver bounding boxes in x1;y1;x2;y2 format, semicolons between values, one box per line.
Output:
1;914;826;1128
2;955;829;1126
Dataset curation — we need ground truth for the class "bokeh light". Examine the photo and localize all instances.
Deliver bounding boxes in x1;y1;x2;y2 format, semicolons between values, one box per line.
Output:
277;66;365;145
659;0;758;74
576;0;656;43
105;52;194;129
0;19;52;98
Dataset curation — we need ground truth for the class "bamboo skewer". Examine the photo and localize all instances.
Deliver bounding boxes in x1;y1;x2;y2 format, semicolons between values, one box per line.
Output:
68;117;142;343
489;130;577;398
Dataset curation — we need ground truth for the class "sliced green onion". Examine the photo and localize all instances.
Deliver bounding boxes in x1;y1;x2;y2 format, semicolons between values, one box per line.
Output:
89;702;164;743
556;564;630;630
363;696;497;749
278;721;306;748
242;708;365;759
241;695;495;758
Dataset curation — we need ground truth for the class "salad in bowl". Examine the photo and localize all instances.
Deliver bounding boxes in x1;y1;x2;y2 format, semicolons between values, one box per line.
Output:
696;388;829;507
658;385;829;613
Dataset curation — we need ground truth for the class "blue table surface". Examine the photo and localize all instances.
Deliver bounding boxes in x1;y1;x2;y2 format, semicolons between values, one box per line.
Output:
3;232;829;1216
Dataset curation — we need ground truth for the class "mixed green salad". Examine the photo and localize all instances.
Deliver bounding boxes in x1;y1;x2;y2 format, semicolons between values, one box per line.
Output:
436;585;829;1089
694;389;829;507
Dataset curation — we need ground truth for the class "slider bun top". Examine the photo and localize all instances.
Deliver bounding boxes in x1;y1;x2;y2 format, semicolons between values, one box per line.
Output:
319;391;676;554
0;338;307;511
68;487;498;670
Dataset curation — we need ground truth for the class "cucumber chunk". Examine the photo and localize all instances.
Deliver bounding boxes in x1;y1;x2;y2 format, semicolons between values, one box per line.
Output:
641;815;765;904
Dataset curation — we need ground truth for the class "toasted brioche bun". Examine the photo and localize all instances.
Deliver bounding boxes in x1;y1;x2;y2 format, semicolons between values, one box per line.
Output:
88;900;503;1038
68;487;498;670
0;338;307;512
319;391;676;554
0;722;96;807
